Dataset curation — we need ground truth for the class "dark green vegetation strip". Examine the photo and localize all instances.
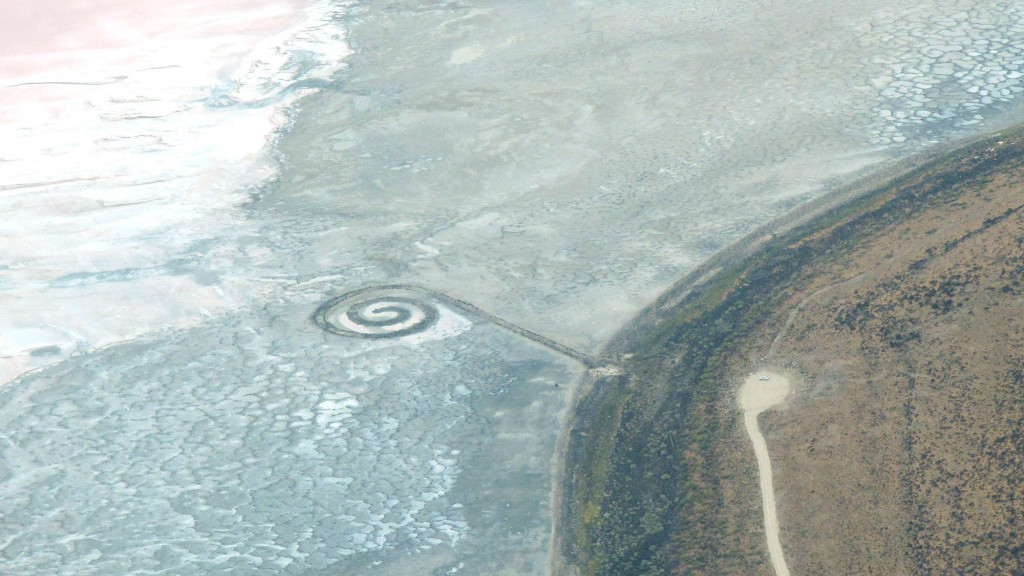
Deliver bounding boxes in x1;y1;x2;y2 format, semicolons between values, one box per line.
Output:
560;126;1024;576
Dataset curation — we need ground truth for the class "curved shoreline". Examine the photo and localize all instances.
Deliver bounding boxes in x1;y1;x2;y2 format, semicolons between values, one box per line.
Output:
555;120;1024;575
550;132;993;573
601;126;1016;360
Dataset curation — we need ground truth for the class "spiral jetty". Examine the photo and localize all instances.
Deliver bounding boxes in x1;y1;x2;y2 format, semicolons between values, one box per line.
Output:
313;284;597;367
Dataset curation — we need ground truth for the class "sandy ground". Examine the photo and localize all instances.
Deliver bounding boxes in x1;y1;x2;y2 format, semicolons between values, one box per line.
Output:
740;371;793;576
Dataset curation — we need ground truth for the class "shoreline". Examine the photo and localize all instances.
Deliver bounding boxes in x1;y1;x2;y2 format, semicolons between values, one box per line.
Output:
550;121;1013;573
600;122;1017;361
0;0;350;388
554;118;1024;574
551;130;913;573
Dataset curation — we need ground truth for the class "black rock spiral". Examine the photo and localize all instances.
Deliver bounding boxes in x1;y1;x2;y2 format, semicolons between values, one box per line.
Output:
314;288;439;339
314;284;597;367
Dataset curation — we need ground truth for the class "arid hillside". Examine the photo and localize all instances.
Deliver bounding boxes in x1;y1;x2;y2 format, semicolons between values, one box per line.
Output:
760;139;1024;575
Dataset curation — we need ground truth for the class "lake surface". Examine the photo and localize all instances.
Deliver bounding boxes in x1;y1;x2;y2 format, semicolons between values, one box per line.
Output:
3;0;1024;573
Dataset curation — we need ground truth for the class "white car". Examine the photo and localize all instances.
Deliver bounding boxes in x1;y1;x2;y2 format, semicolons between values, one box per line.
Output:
758;375;770;381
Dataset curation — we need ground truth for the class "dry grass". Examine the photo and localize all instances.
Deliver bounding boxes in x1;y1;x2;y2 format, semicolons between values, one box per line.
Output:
561;132;1024;576
740;153;1024;575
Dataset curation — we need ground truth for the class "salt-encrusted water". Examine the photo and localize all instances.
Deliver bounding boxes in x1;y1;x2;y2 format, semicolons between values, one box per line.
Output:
0;0;350;384
6;0;1024;574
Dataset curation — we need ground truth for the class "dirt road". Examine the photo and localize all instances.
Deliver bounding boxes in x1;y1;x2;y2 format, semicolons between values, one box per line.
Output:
740;372;793;576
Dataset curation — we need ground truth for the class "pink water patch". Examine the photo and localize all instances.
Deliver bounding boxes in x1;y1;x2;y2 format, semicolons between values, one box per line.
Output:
0;0;350;384
2;0;311;90
2;1;308;57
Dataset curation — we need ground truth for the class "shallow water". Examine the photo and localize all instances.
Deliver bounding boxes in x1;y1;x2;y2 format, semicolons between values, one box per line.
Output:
0;0;349;382
4;0;1024;573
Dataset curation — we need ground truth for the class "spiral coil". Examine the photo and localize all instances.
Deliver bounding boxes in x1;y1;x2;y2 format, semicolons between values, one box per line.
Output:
314;284;597;367
314;288;439;339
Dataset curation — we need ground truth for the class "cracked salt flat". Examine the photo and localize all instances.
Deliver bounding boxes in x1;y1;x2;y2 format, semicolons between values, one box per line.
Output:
266;0;1024;356
0;285;577;574
7;0;1024;574
860;1;1024;143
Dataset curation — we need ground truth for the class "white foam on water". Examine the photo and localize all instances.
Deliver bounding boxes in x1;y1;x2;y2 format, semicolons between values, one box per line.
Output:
0;0;352;384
